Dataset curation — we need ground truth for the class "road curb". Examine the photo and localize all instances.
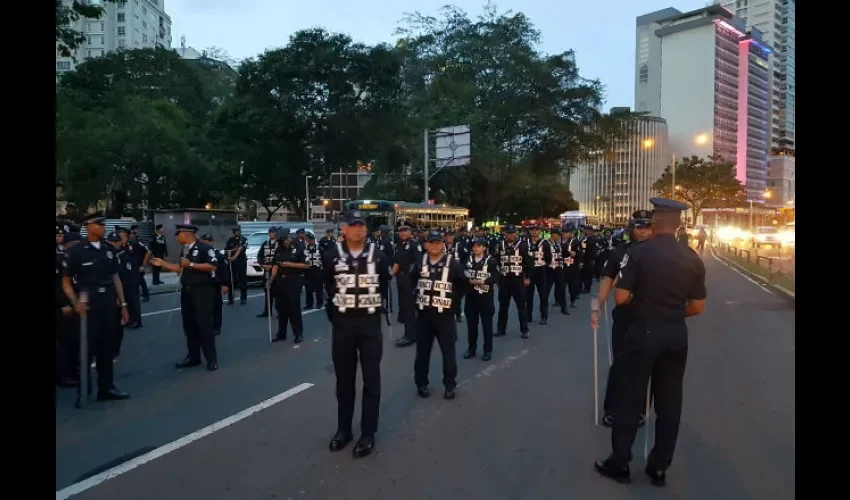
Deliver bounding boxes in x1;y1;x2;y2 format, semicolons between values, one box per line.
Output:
711;247;795;301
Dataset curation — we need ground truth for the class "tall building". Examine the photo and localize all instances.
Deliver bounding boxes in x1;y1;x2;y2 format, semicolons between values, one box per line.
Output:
634;7;682;117
766;155;795;207
570;111;669;224
56;0;172;77
738;29;772;199
715;0;795;155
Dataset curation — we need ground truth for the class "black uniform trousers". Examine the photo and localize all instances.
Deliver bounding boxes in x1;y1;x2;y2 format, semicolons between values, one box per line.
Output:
452;290;464;320
580;261;595;292
332;314;383;435
124;273;142;326
464;291;494;353
414;309;458;390
547;267;566;308
212;284;223;333
180;284;217;364
84;287;119;393
56;310;81;381
274;276;303;335
138;270;150;299
304;267;323;308
497;277;528;334
595;253;607;281
603;309;630;414
229;259;248;303
396;277;417;341
379;275;391;312
261;271;275;314
564;267;581;303
152;250;166;283
611;318;688;471
526;267;549;321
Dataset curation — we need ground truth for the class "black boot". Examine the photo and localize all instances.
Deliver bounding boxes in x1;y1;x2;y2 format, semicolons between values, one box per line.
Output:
593;458;631;483
329;431;353;452
463;349;476;359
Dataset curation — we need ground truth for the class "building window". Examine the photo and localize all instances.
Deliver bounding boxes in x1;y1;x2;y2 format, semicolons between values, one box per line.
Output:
117;13;125;22
100;22;104;31
57;61;71;71
117;26;125;35
118;39;126;48
639;64;648;85
143;34;148;43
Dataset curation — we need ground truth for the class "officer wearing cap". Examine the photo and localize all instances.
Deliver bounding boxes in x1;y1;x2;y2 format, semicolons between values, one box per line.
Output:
323;210;391;458
561;224;583;308
303;231;324;309
495;224;533;338
375;225;394;313
61;217;131;401
225;226;248;305
257;227;280;318
579;225;598;293
462;237;499;361
444;230;469;323
525;224;553;325
293;227;307;251
107;231;135;359
391;224;422;348
126;226;152;302
114;226;144;329
152;225;220;371
593;209;654;428
594;198;707;487
270;228;309;343
413;230;466;399
201;234;229;336
547;228;569;315
319;228;336;255
150;224;168;285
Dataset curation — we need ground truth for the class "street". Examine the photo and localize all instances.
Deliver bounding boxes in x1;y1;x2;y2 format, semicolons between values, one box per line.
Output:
56;252;795;500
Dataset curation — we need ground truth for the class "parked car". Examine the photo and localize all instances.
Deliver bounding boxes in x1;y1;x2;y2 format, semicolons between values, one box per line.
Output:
751;226;781;249
245;231;270;280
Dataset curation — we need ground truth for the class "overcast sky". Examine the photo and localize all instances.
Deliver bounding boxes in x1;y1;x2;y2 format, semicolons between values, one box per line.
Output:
167;0;708;109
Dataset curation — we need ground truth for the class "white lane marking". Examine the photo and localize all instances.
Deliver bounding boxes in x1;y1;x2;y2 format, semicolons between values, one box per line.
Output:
141;294;326;318
56;382;315;500
710;248;772;294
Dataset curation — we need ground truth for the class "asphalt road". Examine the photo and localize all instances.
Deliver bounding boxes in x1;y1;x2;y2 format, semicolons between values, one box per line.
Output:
56;253;795;500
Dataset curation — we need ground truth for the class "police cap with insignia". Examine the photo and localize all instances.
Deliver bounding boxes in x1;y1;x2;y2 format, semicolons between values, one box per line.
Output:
551;228;561;235
233;225;242;233
268;226;277;234
528;224;541;230
175;224;199;236
277;227;291;238
502;224;518;233
200;233;213;242
296;228;305;234
115;225;130;234
398;224;411;232
83;216;106;226
326;228;334;234
627;218;636;228
306;232;316;240
342;210;366;226
106;231;122;242
379;224;391;232
64;232;83;243
471;237;487;246
425;231;443;242
649;197;689;213
632;209;653;228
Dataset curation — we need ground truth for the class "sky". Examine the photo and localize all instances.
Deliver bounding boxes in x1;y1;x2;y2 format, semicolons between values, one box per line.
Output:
166;0;709;109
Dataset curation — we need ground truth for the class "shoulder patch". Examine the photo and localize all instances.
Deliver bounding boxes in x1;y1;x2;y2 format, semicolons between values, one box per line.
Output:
619;253;629;269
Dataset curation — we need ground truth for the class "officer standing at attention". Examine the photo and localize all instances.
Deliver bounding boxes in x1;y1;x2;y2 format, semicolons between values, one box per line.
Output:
201;234;229;336
270;229;309;343
594;198;707;487
61;217;131;401
324;211;390;458
592;210;654;428
547;228;569;315
57;229;83;388
107;231;134;359
225;226;248;305
303;232;324;309
257;227;280;318
413;231;466;399
462;237;499;361
392;225;422;348
579;226;598;293
129;227;152;302
115;226;145;329
319;228;336;254
562;224;583;308
150;224;168;285
293;228;307;251
495;224;532;338
444;230;469;323
525;224;553;325
374;225;395;313
152;225;220;371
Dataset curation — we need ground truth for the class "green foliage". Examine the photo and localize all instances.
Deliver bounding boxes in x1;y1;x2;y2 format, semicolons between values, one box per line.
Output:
56;0;125;57
652;155;745;220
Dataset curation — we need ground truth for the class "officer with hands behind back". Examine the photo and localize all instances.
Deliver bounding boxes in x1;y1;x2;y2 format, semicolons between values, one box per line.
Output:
594;199;707;487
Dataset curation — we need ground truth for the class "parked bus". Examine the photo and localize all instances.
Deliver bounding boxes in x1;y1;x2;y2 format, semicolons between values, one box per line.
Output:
344;200;470;233
559;210;600;229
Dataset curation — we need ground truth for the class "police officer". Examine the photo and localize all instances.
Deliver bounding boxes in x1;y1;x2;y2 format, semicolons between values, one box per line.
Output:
374;225;395;313
525;224;553;325
462;238;499;361
115;226;145;329
579;226;598;293
56;229;82;387
256;227;280;318
444;230;468;322
225;226;248;305
61;217;131;401
293;228;307;250
495;225;532;338
592;211;653;428
324;211;390;458
562;224;583;307
152;225;220;371
547;228;569;315
128;227;152;302
270;229;309;343
392;225;422;348
303;232;324;309
594;199;707;487
319;228;336;254
201;234;229;336
413;231;466;399
150;224;168;285
107;231;135;358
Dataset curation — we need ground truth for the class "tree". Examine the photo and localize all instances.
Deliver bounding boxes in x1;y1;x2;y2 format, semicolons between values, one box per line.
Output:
56;0;125;57
652;155;745;222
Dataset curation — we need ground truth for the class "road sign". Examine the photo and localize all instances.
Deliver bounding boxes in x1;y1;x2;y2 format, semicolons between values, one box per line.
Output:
435;125;471;167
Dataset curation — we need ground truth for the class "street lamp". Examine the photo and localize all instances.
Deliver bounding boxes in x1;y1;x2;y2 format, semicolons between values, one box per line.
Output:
695;133;709;146
305;175;313;221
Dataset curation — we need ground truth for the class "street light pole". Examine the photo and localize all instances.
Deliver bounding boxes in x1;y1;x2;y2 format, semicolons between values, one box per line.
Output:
305;175;312;221
423;129;430;203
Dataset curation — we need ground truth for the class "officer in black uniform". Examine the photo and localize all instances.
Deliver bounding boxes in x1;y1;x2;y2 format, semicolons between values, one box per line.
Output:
201;234;229;336
592;211;654;428
128;227;152;302
462;238;499;361
152;225;220;371
525;224;553;325
373;225;394;313
561;224;582;307
413;231;466;399
594;198;707;487
293;228;307;251
324;210;390;458
56;229;83;387
303;232;324;309
495;224;532;338
116;226;147;328
444;230;469;322
547;228;569;315
319;228;336;254
579;226;598;293
61;217;131;401
150;224;168;285
392;225;422;347
107;231;135;358
270;229;309;343
257;227;280;318
225;226;248;305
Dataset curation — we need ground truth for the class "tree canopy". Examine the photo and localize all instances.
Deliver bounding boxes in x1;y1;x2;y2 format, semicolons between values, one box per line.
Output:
652;155;745;221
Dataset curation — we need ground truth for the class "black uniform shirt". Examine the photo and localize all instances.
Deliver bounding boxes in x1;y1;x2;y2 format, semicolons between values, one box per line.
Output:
56;247;69;308
394;238;423;278
603;240;642;320
225;235;248;261
179;241;218;286
258;239;279;266
273;244;306;277
322;242;391;316
116;248;134;285
212;248;230;284
151;233;168;257
527;237;553;268
496;239;533;278
616;234;707;321
63;240;120;290
123;239;148;271
304;243;323;269
464;254;500;295
413;253;467;313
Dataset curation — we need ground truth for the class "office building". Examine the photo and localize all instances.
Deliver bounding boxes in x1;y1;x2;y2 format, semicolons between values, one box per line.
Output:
570;111;669;224
634;7;682;117
715;0;795;155
56;0;172;77
766;155;795;207
320;163;376;213
738;30;772;199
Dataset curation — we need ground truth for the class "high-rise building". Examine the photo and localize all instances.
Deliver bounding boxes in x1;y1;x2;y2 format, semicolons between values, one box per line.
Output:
569;111;669;224
634;7;682;117
56;0;172;77
715;0;795;155
766;155;795;207
737;29;772;199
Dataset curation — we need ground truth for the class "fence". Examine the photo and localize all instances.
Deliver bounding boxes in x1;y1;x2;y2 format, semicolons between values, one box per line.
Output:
714;241;795;286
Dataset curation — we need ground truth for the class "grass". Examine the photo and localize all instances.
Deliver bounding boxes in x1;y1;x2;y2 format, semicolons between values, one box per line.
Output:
713;246;795;293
